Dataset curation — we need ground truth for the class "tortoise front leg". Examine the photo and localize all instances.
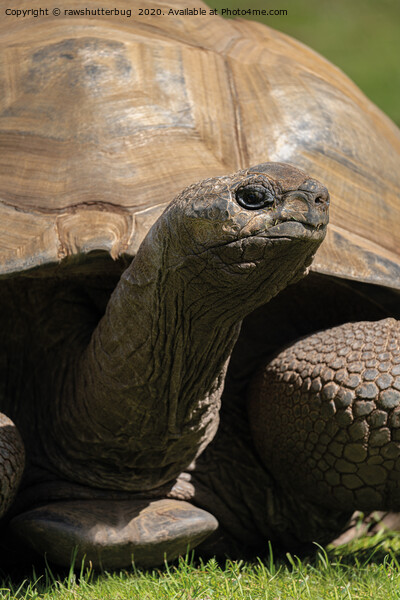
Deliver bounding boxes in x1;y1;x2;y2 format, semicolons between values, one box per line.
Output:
0;413;24;518
248;317;400;513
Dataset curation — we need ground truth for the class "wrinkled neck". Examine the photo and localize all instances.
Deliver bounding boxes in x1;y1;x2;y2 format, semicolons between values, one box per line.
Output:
50;228;243;490
48;216;316;491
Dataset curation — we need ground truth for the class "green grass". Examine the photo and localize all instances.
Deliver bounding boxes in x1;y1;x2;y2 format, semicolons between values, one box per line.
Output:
205;0;400;126
4;532;400;599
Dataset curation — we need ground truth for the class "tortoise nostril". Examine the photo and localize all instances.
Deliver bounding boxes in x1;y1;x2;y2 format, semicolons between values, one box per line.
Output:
314;193;329;207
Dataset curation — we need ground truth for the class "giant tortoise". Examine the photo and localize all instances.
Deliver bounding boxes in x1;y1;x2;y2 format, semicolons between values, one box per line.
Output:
1;0;400;569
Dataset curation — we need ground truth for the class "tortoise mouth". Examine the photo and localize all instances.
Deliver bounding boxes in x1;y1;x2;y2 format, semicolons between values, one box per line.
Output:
214;220;325;261
198;220;325;260
224;221;326;250
212;221;325;273
261;220;326;240
214;233;313;274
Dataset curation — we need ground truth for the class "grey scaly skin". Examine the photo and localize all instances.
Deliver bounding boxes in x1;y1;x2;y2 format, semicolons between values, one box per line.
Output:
0;415;24;519
0;162;329;566
250;319;400;511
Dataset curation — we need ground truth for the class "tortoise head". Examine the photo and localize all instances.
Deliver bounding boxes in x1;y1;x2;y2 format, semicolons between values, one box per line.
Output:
147;162;329;316
130;162;329;322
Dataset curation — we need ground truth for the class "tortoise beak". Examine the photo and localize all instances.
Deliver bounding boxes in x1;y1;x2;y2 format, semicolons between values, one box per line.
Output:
265;220;327;241
275;186;330;232
266;187;329;241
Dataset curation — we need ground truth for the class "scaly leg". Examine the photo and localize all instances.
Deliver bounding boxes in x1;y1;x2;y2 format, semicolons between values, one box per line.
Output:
249;318;400;512
0;413;24;518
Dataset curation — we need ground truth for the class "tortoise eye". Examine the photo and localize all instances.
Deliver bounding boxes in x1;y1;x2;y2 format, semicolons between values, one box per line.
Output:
235;185;275;210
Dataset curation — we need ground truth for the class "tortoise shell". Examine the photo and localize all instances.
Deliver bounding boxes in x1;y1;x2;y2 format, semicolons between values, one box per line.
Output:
1;0;400;286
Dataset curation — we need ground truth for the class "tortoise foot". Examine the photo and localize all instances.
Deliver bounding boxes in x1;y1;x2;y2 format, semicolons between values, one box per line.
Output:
10;498;218;569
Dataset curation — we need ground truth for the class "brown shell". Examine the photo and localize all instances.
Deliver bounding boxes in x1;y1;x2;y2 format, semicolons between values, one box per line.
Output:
1;0;400;287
